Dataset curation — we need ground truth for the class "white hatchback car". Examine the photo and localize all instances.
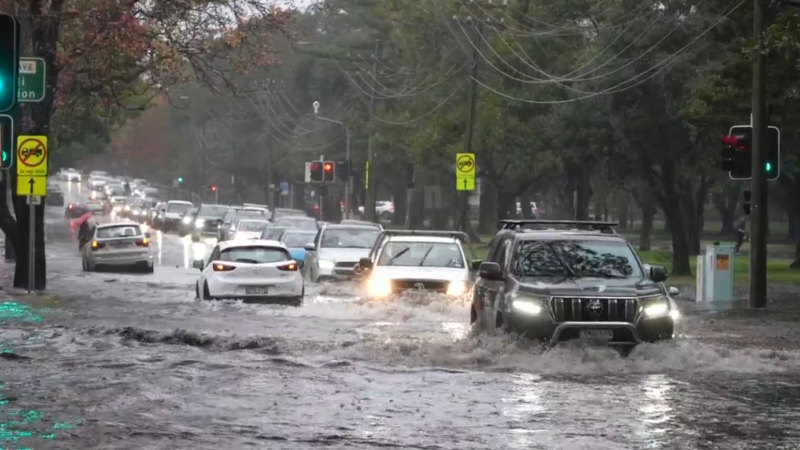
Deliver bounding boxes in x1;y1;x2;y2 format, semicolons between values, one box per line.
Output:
194;240;304;305
81;222;154;273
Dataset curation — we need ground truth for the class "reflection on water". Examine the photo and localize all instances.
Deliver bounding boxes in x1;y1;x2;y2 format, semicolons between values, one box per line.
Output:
504;373;547;449
635;374;676;448
0;301;43;325
0;384;82;445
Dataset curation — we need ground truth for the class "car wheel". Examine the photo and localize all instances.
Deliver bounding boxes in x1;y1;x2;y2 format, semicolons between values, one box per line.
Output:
203;282;212;300
145;262;154;274
82;258;88;272
195;282;201;300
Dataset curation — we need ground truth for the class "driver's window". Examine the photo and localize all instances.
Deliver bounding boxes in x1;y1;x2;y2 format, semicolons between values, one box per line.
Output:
490;238;508;266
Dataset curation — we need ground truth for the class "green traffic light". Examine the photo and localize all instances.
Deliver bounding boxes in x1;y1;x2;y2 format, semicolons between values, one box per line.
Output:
765;162;773;172
177;177;183;183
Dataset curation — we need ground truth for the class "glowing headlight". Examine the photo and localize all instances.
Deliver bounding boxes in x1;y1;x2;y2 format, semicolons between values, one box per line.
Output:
195;218;205;228
366;277;391;297
182;216;192;225
446;280;467;296
643;302;669;318
669;309;680;321
511;292;545;315
318;260;335;270
124;205;131;211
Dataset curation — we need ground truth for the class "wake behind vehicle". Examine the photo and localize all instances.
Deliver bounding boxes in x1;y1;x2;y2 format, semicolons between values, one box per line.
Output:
81;222;154;273
193;240;304;305
359;230;471;298
470;220;679;349
305;224;381;282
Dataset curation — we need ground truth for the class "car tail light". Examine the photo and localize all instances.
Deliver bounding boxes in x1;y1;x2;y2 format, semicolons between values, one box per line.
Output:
136;237;149;247
213;263;236;272
278;261;298;272
90;240;105;250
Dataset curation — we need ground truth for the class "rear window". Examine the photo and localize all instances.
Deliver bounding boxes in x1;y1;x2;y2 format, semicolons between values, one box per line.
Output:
198;205;229;218
167;202;193;213
219;246;289;264
97;225;141;239
281;231;317;248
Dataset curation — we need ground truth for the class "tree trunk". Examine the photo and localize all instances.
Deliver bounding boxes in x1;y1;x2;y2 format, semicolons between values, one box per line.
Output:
639;203;656;251
496;189;514;224
478;178;496;234
787;213;798;242
659;166;691;276
575;176;591;221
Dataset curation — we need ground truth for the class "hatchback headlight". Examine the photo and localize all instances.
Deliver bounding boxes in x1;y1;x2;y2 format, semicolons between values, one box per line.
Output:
446;280;467;296
182;216;192;225
510;292;546;316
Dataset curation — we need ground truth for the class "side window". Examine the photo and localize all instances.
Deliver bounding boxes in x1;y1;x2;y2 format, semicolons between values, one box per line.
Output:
489;237;507;265
206;246;220;266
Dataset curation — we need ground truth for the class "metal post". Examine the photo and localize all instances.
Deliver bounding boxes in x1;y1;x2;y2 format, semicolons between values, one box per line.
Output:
27;198;34;293
460;21;480;232
750;0;767;309
214;189;218;204
345;127;351;219
365;40;380;222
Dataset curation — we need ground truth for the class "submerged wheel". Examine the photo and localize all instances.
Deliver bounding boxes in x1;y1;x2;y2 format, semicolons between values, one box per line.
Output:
203;282;211;300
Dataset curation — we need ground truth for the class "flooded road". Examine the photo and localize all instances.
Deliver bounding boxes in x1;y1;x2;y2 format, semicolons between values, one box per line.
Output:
2;186;800;448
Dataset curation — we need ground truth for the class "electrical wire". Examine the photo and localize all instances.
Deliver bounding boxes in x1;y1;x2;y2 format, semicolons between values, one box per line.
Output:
371;80;468;126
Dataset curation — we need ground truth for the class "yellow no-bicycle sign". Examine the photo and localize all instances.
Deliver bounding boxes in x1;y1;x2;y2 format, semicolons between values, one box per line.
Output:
16;135;48;176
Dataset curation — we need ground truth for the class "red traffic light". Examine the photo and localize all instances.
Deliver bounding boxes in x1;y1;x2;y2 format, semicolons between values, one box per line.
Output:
211;185;217;192
324;162;333;172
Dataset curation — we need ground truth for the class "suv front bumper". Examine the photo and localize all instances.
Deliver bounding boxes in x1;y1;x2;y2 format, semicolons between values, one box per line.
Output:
508;313;674;346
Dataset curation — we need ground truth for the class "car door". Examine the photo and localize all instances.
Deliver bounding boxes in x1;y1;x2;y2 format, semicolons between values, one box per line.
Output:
481;237;511;324
200;245;221;287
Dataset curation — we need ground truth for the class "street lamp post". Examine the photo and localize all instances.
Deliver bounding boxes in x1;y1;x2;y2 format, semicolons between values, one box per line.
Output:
313;101;352;219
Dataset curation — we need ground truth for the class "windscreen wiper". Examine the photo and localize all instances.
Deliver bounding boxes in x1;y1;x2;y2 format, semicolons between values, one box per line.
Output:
386;247;410;266
545;242;577;278
417;245;435;266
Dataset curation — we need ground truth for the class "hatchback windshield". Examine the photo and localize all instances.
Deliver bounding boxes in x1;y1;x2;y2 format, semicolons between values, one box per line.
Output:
514;240;643;280
237;220;268;232
219;246;289;264
321;228;380;249
167;202;193;214
377;242;464;268
97;225;141;239
281;231;317;248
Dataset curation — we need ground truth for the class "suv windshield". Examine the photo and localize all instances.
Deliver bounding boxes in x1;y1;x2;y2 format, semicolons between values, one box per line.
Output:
514;240;642;280
281;231;317;248
321;228;380;249
377;242;464;268
167;202;193;213
276;216;317;230
198;205;229;218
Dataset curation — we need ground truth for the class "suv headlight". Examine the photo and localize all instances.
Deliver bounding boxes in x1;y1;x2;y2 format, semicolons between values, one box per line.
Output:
318;260;335;270
366;276;391;298
182;216;192;225
641;296;678;319
510;292;546;316
195;218;205;228
446;280;467;296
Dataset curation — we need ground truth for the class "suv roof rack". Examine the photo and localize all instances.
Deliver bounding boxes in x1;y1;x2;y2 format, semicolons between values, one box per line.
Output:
498;220;618;234
377;229;470;242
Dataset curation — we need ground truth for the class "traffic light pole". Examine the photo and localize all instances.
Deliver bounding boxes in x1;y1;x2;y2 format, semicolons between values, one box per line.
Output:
750;0;768;309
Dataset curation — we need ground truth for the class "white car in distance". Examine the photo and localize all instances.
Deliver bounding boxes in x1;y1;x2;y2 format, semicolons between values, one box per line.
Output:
233;219;270;240
193;240;304;305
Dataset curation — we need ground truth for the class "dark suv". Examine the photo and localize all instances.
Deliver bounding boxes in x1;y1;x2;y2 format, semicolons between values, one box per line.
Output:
471;220;679;348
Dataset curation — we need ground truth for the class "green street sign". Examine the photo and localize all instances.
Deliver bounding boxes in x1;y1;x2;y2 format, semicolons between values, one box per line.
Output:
18;57;45;102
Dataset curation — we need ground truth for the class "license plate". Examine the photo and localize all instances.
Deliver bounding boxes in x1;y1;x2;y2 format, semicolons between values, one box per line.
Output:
245;286;269;295
111;243;129;248
582;330;613;340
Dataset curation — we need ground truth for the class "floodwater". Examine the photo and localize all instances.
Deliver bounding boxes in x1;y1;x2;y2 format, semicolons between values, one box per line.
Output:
1;181;800;449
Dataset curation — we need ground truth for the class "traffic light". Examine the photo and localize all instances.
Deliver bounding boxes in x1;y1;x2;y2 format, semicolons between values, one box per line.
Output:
0;114;12;169
211;184;217;192
309;161;323;183
721;125;780;181
0;14;19;113
323;161;335;182
336;159;350;181
177;176;183;184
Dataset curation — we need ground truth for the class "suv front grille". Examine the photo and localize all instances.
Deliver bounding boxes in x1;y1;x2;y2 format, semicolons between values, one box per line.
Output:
392;280;448;293
550;297;638;323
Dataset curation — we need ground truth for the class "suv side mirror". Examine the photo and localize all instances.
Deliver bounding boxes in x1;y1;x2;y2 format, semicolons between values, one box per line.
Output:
650;265;668;282
192;260;204;270
359;257;373;270
478;262;503;281
470;260;483;271
304;243;316;252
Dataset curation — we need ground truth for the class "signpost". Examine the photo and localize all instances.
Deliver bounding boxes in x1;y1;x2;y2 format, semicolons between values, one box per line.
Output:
456;153;476;191
17;57;45;103
16;135;47;293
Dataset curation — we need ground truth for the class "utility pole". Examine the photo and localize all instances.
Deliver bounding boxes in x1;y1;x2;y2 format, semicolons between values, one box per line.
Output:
266;134;274;208
750;0;768;309
365;40;380;222
460;21;481;233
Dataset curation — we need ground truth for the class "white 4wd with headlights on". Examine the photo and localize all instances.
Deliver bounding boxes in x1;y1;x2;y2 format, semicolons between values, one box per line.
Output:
194;240;304;305
358;230;471;299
